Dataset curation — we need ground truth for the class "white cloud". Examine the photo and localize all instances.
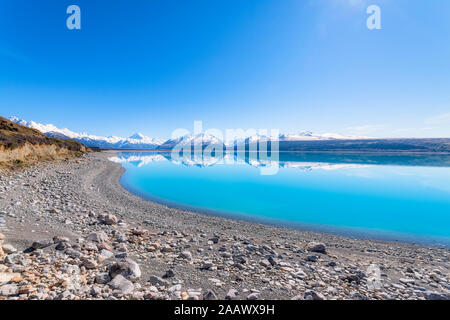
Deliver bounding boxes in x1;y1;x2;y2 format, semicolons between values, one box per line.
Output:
345;124;387;134
425;112;450;125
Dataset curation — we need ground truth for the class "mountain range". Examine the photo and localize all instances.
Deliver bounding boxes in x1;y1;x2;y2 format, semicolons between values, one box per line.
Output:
9;117;165;149
8;116;370;150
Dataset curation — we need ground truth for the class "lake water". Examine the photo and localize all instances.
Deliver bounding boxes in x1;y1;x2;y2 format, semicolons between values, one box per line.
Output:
110;151;450;247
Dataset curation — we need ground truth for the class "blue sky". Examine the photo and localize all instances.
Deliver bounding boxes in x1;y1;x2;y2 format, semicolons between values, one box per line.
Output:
0;0;449;138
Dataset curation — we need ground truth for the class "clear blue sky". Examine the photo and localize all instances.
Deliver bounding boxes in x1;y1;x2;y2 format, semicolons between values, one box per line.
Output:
1;0;449;138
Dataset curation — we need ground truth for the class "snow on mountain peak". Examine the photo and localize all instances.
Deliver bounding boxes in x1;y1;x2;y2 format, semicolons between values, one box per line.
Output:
129;133;146;140
8;116;164;149
8;116;371;150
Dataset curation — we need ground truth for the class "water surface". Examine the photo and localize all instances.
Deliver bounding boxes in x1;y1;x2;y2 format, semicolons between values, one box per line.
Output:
111;152;450;247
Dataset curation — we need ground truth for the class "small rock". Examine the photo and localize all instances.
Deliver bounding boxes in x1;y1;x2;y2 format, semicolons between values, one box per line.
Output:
98;249;114;262
98;214;119;225
259;259;271;267
83;258;98;269
304;290;325;300
0;284;19;296
203;289;217;300
109;258;141;282
163;269;175;279
268;256;278;266
247;293;259;300
161;245;173;253
65;248;83;259
148;275;169;287
87;231;109;243
53;236;70;244
180;251;192;261
226;288;239;300
305;242;326;254
95;273;111;284
31;239;53;250
55;241;71;251
399;278;415;285
0;272;20;286
423;291;448;300
2;244;17;254
116;233;128;243
169;284;182;293
209;236;220;244
108;275;134;295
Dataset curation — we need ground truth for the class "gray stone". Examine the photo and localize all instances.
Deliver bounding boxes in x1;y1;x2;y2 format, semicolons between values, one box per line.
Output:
209;236;220;244
304;290;325;300
109;259;141;282
116;233;128;243
148;275;169;287
98;214;119;225
90;285;102;296
247;293;259;300
226;288;239;300
5;253;25;265
399;278;415;285
83;242;98;252
31;239;53;250
53;236;70;244
55;241;71;251
98;249;114;261
168;284;182;293
203;289;217;300
87;231;109;243
64;248;83;259
95;273;111;284
180;251;192;261
108;274;134;295
163;269;175;278
268;256;278;266
83;258;98;269
423;291;448;300
0;272;20;286
305;242;326;254
0;284;19;296
259;259;271;267
2;244;17;254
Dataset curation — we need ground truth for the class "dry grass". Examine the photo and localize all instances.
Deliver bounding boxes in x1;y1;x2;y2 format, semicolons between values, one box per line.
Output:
0;116;91;168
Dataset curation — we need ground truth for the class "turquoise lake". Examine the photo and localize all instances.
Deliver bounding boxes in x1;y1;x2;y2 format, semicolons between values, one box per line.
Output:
111;152;450;247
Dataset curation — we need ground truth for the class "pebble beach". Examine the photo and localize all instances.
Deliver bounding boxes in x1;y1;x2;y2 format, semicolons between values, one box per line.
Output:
0;151;448;300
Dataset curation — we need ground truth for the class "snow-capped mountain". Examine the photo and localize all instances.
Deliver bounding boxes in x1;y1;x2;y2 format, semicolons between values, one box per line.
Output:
109;154;167;167
9;116;165;149
107;153;372;171
9;116;371;150
159;133;226;150
278;131;369;141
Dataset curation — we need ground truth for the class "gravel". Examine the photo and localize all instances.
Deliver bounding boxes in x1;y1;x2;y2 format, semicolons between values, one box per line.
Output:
0;151;448;300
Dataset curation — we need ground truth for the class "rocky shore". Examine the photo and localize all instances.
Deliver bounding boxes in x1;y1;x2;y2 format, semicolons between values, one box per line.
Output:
0;151;448;300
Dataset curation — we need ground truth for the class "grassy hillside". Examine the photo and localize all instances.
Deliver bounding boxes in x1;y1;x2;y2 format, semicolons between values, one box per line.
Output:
0;116;91;167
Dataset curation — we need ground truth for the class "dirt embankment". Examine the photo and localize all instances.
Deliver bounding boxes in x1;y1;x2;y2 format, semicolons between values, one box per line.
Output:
0;116;91;168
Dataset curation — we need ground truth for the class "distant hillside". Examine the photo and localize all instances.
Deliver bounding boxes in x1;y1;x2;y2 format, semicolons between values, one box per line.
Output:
0;116;91;168
276;139;450;153
7;116;450;153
